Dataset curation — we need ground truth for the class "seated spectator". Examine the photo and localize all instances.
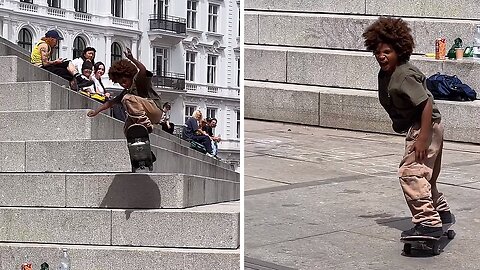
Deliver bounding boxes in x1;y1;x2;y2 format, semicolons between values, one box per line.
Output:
30;30;92;89
160;102;175;134
92;62;111;99
72;47;96;75
78;61;95;94
203;117;221;156
183;109;213;155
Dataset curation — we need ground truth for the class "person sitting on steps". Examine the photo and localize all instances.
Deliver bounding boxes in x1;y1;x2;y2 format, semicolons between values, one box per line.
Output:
159;102;175;134
30;30;92;90
72;47;96;75
86;48;163;162
183;109;214;157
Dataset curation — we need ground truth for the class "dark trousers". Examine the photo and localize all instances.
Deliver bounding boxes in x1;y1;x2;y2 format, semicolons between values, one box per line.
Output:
192;134;213;154
161;122;175;134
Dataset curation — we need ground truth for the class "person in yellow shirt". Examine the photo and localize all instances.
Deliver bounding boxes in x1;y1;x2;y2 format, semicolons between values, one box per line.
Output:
31;30;92;89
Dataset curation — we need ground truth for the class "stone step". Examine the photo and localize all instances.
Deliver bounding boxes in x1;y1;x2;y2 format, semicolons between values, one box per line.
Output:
0;56;68;86
245;45;480;93
245;11;479;55
245;0;480;19
0;173;239;209
245;80;480;144
0;202;239;249
0;139;238;180
0;242;239;270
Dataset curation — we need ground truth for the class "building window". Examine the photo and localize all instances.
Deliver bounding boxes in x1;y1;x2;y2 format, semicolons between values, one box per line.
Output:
111;42;123;63
187;0;197;29
48;0;61;8
20;0;33;3
237;58;240;87
72;36;86;59
111;0;123;17
17;28;33;52
186;51;196;81
207;107;217;120
185;105;196;123
207;54;217;84
153;47;168;76
236;110;240;139
154;0;168;17
74;0;87;12
208;4;218;32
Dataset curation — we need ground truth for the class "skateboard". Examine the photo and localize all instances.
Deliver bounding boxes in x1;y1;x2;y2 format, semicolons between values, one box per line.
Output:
125;124;154;172
401;216;456;256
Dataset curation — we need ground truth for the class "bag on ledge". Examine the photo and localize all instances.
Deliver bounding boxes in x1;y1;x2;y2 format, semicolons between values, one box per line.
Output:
426;73;477;101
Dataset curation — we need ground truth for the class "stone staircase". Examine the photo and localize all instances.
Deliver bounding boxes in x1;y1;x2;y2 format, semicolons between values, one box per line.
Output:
0;38;239;269
245;1;480;144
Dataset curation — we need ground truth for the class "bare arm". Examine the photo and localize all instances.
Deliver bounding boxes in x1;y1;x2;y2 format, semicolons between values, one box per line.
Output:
39;43;62;66
124;48;148;91
414;98;433;161
87;100;115;117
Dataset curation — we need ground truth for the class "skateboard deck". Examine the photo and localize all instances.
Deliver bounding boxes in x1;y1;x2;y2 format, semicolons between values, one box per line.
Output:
401;216;456;256
126;124;153;172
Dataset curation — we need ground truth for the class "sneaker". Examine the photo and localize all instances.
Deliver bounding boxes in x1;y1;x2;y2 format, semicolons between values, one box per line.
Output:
76;75;94;88
206;153;215;158
401;224;443;238
438;211;454;224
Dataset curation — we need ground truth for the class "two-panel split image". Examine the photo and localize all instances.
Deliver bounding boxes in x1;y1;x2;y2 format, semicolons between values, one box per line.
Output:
0;0;479;269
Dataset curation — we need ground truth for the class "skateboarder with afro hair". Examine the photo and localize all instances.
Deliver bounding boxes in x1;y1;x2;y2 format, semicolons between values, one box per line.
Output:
87;48;163;135
362;17;453;238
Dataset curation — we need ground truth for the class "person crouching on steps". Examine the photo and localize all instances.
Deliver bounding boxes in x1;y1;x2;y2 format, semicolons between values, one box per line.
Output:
362;17;453;238
86;48;163;160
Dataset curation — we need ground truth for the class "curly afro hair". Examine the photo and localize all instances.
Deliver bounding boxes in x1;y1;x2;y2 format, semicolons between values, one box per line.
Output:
362;17;415;63
108;59;138;82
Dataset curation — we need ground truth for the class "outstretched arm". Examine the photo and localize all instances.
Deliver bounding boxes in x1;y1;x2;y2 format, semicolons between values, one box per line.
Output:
87;100;115;117
124;48;148;90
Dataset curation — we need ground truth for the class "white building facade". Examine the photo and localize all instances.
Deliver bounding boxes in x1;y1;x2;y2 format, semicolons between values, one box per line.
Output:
0;0;240;169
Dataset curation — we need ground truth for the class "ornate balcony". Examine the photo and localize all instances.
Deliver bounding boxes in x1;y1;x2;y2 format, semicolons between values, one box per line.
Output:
148;14;187;46
151;72;185;91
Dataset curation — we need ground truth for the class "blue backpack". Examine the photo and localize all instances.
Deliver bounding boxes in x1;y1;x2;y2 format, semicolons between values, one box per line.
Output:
426;73;477;101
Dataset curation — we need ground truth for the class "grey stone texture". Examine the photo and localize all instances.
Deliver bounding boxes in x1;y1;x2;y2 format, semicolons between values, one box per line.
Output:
111;202;240;248
245;81;480;144
245;0;365;13
0;56;67;86
0;141;25;172
66;173;239;209
246;46;480;92
245;81;320;125
0;243;240;270
0;208;111;245
0;174;65;207
244;48;287;82
24;140;131;172
246;12;478;55
366;0;480;19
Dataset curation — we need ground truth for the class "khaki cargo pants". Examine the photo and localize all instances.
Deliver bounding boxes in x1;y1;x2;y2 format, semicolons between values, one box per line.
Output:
122;94;162;135
398;121;450;227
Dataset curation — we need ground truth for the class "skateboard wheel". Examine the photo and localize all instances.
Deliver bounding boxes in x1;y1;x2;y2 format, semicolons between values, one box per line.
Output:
403;243;412;255
447;230;455;239
432;242;441;255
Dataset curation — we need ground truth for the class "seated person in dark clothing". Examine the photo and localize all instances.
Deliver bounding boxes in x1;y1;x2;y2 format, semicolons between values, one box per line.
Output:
183;109;213;155
30;30;92;89
202;117;221;156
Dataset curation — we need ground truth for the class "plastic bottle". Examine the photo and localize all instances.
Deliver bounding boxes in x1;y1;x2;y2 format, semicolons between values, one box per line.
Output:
473;25;480;58
58;248;70;270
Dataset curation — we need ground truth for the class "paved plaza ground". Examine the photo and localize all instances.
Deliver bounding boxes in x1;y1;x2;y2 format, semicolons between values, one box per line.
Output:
244;119;480;270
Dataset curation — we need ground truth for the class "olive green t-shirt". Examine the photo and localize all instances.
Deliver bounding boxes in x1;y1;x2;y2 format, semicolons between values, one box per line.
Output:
378;62;441;133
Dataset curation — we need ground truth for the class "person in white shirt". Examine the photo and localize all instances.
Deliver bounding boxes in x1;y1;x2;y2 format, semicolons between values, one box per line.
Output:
71;47;96;76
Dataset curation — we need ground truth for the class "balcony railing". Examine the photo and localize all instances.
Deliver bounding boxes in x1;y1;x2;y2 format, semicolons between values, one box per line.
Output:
149;14;186;34
74;12;92;21
47;6;66;17
185;82;240;98
152;72;186;90
18;2;38;12
112;17;134;28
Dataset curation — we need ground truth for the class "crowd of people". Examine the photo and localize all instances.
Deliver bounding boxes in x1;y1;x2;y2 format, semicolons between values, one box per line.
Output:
30;29;222;162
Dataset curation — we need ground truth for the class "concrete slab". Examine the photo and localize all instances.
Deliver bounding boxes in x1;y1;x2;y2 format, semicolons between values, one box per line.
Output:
244;48;287;82
0;208;111;245
245;120;480;269
0;141;25;171
245;0;365;14
366;0;480;19
111;202;240;248
0;243;239;270
66;173;239;209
